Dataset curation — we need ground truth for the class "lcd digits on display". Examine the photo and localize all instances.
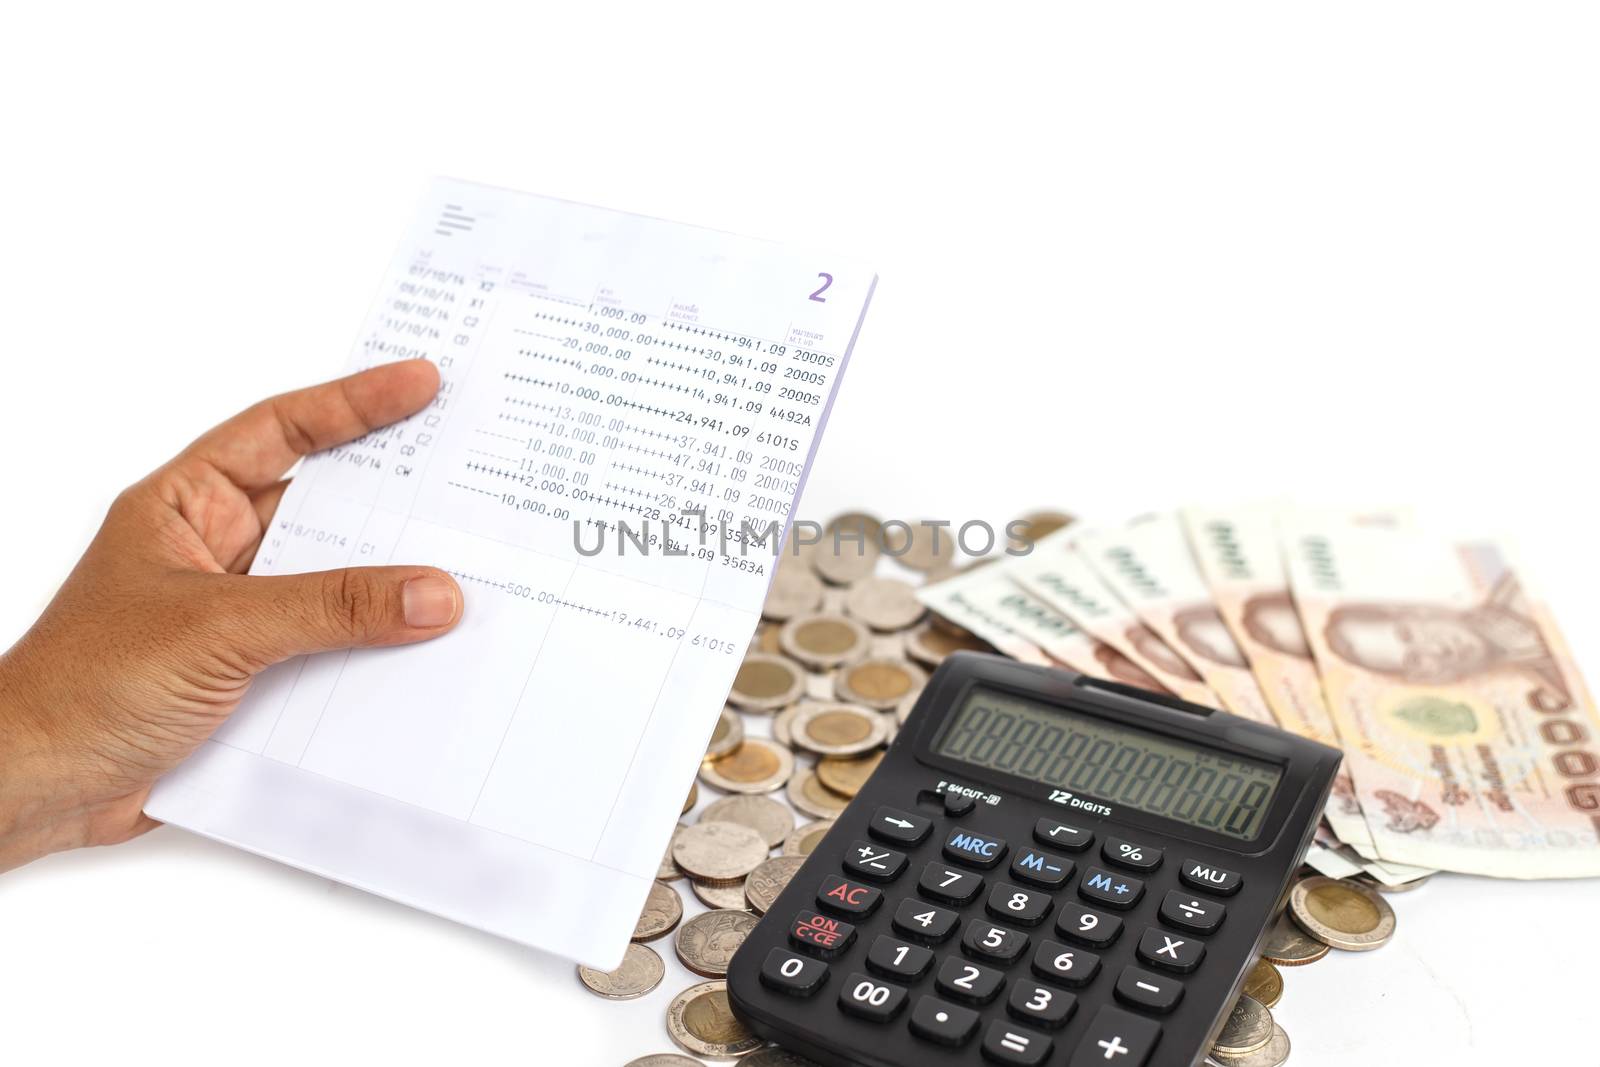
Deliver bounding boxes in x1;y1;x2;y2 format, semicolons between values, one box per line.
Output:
936;688;1282;840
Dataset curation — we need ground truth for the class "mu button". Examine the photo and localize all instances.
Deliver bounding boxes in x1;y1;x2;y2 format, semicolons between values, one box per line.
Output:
817;874;882;917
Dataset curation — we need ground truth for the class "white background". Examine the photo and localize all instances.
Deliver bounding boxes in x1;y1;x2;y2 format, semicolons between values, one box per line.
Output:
1;3;1596;1065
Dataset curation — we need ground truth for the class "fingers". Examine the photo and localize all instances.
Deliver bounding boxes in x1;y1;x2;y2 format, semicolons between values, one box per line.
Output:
178;361;441;490
217;566;463;664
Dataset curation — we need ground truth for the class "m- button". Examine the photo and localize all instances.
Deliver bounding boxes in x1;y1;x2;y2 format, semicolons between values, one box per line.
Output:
943;826;1008;869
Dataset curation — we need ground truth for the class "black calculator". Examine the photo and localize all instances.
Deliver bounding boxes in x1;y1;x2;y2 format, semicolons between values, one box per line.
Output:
727;653;1340;1067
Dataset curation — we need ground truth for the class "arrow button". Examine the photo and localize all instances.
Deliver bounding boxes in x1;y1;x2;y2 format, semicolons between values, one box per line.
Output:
869;806;932;846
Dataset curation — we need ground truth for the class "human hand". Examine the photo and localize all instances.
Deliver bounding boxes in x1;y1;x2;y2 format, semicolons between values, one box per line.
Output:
0;361;463;872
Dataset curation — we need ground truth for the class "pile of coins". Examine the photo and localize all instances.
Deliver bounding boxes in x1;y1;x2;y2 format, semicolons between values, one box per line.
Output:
585;509;1414;1067
1200;869;1413;1067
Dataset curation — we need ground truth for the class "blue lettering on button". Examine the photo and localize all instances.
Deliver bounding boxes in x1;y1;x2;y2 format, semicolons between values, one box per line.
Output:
1018;852;1046;872
950;833;999;858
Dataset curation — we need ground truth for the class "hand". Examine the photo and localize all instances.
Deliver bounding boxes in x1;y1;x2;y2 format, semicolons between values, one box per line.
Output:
0;361;464;872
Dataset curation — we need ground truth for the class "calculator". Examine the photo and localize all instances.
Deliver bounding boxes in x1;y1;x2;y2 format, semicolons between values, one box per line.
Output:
726;652;1341;1067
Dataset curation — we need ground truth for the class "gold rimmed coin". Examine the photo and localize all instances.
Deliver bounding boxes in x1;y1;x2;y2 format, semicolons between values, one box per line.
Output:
632;880;685;942
844;577;926;631
1209;1023;1290;1067
671;821;769;885
745;855;807;915
1240;958;1283;1008
833;657;927;711
815;751;885;798
666;981;763;1059
905;620;992;667
1289;875;1396;951
786;768;852;819
673;910;759;978
1211;994;1274;1057
576;943;664;1000
763;554;826;620
704;707;744;760
783;819;835;856
699;738;795;795
790;702;888;757
882;520;957;572
772;703;803;747
728;652;806;712
1260;912;1329;966
699;794;795;849
690;878;750;911
779;613;872;670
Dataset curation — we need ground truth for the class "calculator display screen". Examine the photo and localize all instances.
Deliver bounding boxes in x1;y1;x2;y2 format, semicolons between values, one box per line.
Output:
936;687;1283;840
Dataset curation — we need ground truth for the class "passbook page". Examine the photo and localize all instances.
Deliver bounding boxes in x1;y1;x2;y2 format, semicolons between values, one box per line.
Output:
146;178;875;967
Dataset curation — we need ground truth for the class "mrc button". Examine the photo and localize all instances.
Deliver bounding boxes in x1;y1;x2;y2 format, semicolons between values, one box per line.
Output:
943;827;1008;869
1179;858;1242;896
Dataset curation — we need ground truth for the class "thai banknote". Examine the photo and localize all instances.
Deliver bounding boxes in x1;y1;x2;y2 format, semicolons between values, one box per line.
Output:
1282;512;1600;878
1075;516;1277;726
1002;530;1221;706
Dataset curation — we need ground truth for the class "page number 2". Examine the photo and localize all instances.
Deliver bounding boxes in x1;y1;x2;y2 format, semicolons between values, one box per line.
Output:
809;272;833;302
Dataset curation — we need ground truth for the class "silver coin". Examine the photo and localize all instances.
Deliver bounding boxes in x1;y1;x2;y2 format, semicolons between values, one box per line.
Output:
845;577;926;631
691;878;751;911
704;706;745;760
745;855;807;915
633;880;685;942
744;1047;827;1066
783;819;835;857
665;981;763;1059
625;1056;705;1067
671;821;770;884
789;702;888;757
700;794;796;849
657;824;689;881
674;910;760;978
1208;1024;1290;1067
575;942;664;1000
764;554;825;620
1211;995;1274;1056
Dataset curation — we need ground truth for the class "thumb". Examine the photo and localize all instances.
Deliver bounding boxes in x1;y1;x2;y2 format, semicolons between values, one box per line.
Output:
220;566;464;664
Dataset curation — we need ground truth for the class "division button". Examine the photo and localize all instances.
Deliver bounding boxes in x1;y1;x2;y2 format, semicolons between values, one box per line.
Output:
909;995;980;1046
1067;1006;1162;1067
1135;927;1205;973
943;826;1008;869
1158;890;1225;935
980;1019;1053;1066
759;947;830;997
1113;966;1184;1014
1033;818;1094;852
838;972;909;1023
1179;858;1242;896
1078;865;1145;910
870;806;933;846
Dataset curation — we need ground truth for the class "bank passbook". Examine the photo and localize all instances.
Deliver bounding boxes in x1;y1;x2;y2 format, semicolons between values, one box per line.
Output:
146;178;875;967
728;653;1340;1067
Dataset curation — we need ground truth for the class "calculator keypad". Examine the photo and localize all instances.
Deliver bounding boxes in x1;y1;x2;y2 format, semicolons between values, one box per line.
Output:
743;789;1255;1067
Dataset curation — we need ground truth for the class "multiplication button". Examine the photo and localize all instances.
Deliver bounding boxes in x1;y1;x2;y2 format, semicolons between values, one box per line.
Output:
1136;928;1205;974
1078;865;1145;910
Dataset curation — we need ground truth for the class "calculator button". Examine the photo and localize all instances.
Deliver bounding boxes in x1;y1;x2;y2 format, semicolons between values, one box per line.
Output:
866;935;934;981
1135;928;1205;973
961;919;1029;964
1033;818;1094;852
986;883;1053;927
909;995;980;1046
943;826;1008;869
844;840;909;883
944;792;978;817
1102;837;1162;872
1078;865;1145;910
1158;890;1225;935
1055;902;1123;948
1112;966;1184;1014
980;1020;1053;1066
935;957;1005;1004
817;874;882;917
870;806;932;846
1179;857;1242;896
789;910;857;959
918;862;984;905
759;948;830;997
1008;981;1077;1030
893;898;960;944
838;972;909;1023
1030;939;1101;988
1009;848;1074;890
1067;1006;1162;1067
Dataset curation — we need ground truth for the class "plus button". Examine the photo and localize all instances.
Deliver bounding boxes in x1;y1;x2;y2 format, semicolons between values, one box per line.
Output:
1098;1035;1129;1059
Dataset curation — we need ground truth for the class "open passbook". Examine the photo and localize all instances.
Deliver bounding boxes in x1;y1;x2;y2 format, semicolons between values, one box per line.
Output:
145;178;874;966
